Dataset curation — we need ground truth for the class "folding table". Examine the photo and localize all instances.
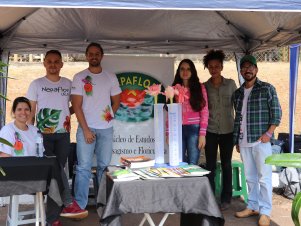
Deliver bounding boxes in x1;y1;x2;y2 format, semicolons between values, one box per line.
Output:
97;175;224;226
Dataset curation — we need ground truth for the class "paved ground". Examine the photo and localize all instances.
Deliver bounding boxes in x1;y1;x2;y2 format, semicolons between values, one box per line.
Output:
0;193;295;226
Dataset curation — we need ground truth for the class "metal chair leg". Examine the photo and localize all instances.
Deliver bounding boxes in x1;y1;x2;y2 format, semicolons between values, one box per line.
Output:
35;194;40;226
38;192;46;226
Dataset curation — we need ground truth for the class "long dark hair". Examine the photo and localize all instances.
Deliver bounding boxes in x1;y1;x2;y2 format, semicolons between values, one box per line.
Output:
172;59;205;111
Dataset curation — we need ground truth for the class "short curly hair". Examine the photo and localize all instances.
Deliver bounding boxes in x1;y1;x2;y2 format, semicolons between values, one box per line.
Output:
203;49;225;68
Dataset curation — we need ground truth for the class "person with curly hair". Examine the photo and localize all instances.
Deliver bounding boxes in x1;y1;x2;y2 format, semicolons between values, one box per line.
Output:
171;59;209;165
203;50;237;210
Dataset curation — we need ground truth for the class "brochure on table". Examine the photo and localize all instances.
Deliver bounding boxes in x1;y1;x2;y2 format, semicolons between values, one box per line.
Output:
109;164;210;181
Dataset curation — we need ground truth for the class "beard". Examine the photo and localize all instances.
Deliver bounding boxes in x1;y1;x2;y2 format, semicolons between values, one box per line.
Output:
243;73;256;82
89;59;101;67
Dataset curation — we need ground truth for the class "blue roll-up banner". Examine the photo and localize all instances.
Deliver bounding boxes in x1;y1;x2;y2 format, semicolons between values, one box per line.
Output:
289;44;300;153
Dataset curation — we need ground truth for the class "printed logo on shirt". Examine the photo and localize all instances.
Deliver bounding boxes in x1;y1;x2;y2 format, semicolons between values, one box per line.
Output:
14;132;24;156
63;116;71;133
37;108;64;133
41;86;70;96
102;105;113;123
115;72;164;122
82;75;94;96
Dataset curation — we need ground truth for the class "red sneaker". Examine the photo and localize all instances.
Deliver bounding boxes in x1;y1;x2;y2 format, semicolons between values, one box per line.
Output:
47;220;62;226
60;200;88;219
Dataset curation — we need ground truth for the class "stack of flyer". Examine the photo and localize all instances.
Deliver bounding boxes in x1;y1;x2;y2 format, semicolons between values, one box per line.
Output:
133;169;164;180
109;169;140;182
120;156;155;169
133;165;210;179
179;165;210;176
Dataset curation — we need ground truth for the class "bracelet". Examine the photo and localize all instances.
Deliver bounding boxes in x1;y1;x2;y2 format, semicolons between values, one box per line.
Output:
265;131;272;138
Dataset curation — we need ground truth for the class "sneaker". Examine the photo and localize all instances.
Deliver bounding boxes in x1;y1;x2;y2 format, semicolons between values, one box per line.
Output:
60;200;88;219
235;208;259;218
46;220;62;226
258;214;270;226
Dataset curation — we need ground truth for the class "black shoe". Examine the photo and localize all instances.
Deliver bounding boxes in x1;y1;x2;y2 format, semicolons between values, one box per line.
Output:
220;202;230;211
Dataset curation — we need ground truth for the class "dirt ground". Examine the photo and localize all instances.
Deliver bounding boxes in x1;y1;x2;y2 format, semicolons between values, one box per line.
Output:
0;193;295;226
1;60;300;225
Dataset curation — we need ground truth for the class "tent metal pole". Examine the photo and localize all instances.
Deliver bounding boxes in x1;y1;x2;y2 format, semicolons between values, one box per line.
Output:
0;50;9;129
289;44;300;153
215;11;247;52
249;29;281;52
234;52;245;86
0;17;27;50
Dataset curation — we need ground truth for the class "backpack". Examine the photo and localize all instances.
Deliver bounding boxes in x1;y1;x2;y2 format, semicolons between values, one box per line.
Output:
277;133;301;153
271;138;285;154
279;167;301;199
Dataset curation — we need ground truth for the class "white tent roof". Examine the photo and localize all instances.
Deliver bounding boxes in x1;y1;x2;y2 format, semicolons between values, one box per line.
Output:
1;0;301;11
1;1;301;54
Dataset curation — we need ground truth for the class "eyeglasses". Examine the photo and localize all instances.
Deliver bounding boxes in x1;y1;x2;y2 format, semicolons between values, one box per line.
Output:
241;65;256;71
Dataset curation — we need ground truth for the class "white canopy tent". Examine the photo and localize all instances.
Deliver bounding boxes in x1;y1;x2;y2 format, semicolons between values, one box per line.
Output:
0;0;300;151
1;6;301;54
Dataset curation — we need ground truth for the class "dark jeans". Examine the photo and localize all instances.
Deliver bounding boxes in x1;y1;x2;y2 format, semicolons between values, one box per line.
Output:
182;124;200;165
205;132;234;204
43;133;72;223
43;133;70;166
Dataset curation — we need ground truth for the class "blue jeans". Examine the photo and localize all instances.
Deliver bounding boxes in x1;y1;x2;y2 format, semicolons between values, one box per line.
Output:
240;142;272;216
74;126;113;209
182;124;200;165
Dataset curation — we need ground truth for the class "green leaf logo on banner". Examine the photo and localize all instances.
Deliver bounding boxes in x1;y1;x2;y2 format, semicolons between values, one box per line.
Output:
116;72;165;122
37;108;61;133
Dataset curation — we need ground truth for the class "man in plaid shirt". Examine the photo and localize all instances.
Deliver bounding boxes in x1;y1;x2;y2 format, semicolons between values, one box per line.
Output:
232;55;281;226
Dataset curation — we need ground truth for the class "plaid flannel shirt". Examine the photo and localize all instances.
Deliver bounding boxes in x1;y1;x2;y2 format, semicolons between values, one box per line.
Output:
232;78;282;145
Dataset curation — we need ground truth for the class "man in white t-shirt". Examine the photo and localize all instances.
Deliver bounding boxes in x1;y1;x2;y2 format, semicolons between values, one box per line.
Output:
71;42;121;209
27;50;88;226
232;55;282;226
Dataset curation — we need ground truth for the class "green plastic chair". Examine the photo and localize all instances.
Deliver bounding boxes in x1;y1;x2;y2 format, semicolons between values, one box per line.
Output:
214;160;248;203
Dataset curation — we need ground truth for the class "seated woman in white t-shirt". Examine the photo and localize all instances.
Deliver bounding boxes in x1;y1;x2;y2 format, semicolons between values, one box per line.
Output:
0;96;38;157
0;97;88;226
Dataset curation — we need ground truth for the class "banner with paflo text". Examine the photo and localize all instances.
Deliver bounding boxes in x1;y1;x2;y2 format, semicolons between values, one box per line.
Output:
102;56;174;165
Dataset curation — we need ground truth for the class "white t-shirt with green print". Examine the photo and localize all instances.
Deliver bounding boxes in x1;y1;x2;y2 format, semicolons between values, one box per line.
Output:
71;69;121;129
26;76;71;133
0;122;38;156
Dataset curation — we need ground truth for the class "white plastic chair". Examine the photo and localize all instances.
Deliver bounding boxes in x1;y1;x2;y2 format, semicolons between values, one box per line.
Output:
6;192;45;226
